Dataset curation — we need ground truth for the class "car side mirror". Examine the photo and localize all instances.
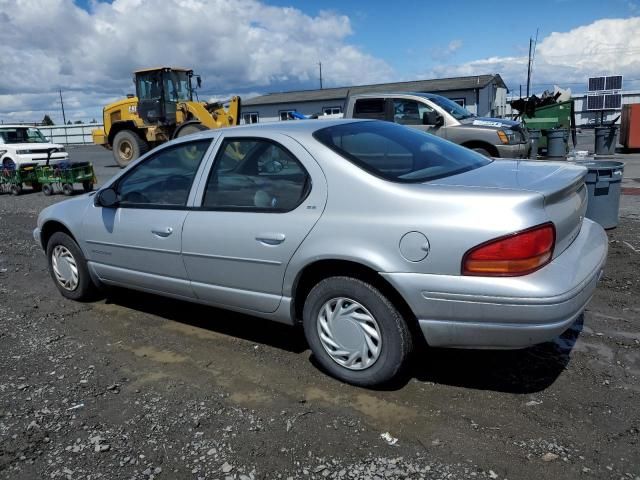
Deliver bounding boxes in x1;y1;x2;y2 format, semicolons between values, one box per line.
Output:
423;111;444;127
95;188;118;208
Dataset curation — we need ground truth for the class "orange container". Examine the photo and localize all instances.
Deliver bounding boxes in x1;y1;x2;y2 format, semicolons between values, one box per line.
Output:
620;104;640;148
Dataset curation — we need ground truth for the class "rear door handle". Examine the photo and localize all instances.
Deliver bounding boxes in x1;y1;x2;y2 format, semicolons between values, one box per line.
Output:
152;227;173;237
256;233;286;245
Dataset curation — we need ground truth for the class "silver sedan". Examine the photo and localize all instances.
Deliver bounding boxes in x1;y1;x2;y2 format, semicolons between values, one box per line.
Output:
34;120;608;386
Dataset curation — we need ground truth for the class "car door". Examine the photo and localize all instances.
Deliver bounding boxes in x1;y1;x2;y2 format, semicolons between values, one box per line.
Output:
82;139;213;298
181;133;327;313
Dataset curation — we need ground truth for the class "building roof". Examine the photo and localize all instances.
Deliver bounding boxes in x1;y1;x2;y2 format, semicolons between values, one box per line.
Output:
243;74;507;107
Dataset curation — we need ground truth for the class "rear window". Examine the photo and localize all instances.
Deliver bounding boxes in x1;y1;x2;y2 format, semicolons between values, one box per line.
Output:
313;121;491;183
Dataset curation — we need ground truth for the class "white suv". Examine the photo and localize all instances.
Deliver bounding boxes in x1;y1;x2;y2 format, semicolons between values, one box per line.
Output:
0;125;69;168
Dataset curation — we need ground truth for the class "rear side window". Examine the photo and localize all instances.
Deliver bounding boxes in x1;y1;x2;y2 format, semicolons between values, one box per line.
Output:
313;121;491;183
202;138;310;212
353;99;386;120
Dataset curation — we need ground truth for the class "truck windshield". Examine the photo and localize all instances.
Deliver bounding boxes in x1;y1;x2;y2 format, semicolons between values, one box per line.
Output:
425;95;474;120
0;127;48;144
163;71;192;102
313;121;490;183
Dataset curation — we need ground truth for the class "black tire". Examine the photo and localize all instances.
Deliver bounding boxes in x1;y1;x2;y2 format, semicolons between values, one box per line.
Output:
42;184;53;196
46;232;98;301
303;276;413;387
113;130;149;168
10;184;22;196
62;183;74;196
82;181;94;193
175;123;208;138
472;147;493;157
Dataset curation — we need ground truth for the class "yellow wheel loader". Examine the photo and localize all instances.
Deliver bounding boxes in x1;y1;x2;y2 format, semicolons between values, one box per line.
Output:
92;67;241;167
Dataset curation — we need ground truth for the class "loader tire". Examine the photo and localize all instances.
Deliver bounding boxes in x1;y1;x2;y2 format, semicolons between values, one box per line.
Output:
113;130;149;168
175;123;208;138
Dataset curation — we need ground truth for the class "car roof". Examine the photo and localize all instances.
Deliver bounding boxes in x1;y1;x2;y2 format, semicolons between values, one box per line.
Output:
182;118;372;140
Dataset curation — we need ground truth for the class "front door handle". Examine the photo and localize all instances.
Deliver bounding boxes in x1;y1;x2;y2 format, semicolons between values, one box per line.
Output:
256;233;286;245
152;227;173;237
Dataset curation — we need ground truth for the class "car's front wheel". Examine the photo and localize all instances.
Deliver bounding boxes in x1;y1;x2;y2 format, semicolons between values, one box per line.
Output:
46;232;98;301
303;276;413;387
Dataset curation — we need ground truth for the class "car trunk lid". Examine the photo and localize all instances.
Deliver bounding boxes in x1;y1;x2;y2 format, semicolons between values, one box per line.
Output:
429;160;588;257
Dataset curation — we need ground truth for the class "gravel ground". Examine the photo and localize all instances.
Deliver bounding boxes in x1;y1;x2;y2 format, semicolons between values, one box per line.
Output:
0;146;639;480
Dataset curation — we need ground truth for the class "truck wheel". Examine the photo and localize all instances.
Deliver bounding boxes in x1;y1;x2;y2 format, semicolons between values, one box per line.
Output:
62;183;74;196
175;123;208;138
472;147;492;157
42;184;53;196
113;130;149;168
82;181;94;192
303;276;413;387
10;184;22;196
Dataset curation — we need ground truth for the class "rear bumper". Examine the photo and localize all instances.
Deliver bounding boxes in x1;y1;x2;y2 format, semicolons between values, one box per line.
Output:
496;142;530;159
381;218;608;349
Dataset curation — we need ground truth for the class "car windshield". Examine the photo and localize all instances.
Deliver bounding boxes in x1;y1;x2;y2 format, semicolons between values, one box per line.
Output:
0;127;48;144
313;121;491;183
424;94;474;120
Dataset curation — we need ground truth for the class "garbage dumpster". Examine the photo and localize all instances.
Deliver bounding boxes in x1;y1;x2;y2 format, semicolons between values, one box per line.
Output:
546;128;568;158
522;100;573;149
527;129;541;159
574;160;624;229
594;125;619;156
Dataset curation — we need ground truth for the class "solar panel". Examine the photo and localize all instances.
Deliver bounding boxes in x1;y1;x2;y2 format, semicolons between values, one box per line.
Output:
588;77;606;91
605;75;623;90
587;95;604;110
604;93;622;109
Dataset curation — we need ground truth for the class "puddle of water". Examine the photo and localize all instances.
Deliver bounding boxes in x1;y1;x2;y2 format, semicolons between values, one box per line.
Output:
304;387;417;426
163;322;224;341
130;346;188;363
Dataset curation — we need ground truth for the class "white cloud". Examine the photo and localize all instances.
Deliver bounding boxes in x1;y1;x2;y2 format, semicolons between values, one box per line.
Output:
0;0;393;123
426;17;640;94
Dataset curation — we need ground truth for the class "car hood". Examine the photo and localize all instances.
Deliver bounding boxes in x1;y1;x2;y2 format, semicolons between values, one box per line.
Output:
459;117;523;130
1;142;65;151
429;159;586;197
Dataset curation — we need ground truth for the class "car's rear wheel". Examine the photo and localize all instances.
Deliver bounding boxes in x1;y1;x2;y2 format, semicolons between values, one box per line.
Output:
303;276;413;387
46;232;98;301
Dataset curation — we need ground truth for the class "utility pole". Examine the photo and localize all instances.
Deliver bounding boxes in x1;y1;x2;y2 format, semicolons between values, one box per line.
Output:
59;89;67;125
59;89;68;144
318;62;323;90
525;29;539;98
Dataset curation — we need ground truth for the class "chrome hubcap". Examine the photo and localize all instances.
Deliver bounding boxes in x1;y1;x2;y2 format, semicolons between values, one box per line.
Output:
317;297;382;370
51;245;79;291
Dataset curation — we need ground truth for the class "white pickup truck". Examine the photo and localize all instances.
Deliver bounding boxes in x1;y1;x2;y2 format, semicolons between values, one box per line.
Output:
344;92;530;158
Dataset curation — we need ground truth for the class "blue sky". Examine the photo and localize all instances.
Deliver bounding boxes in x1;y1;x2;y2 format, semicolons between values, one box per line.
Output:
1;0;638;122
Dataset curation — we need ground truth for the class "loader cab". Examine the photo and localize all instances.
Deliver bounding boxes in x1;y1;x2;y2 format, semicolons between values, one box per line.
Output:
135;68;195;125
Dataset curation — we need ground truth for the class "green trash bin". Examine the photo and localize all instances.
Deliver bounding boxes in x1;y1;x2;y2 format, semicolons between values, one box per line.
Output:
523;100;573;149
574;160;624;229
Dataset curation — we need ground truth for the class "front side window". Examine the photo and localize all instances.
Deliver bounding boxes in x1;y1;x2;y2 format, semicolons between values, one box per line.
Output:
116;140;210;207
313;121;490;183
424;94;474;120
163;71;191;102
393;99;434;126
202;138;310;212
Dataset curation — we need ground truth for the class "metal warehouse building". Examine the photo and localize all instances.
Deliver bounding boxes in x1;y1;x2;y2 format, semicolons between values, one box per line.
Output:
241;74;508;124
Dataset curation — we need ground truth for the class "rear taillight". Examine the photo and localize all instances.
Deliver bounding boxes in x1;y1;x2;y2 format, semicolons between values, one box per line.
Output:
462;223;555;276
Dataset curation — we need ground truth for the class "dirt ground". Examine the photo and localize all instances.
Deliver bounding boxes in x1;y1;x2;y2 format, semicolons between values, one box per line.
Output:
1;146;639;480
